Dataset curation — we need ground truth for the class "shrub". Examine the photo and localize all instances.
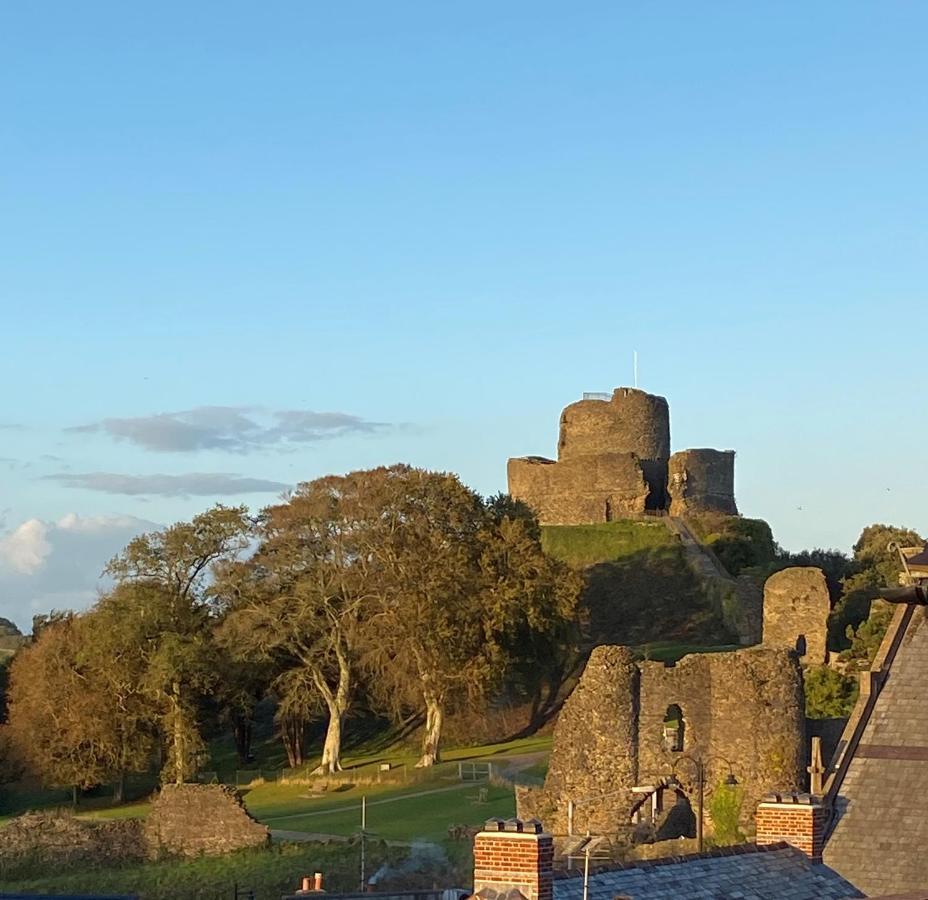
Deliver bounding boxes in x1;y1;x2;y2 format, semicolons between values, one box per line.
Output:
804;666;858;719
709;781;744;845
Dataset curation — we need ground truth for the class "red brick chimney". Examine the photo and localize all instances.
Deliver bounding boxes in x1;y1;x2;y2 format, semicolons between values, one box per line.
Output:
755;793;827;863
473;818;554;900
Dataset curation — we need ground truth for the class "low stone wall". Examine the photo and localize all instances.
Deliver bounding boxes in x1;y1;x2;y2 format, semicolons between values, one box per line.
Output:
145;783;270;858
0;785;270;876
0;812;146;877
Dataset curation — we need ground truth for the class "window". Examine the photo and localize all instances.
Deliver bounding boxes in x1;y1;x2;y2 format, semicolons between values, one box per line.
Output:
663;704;685;752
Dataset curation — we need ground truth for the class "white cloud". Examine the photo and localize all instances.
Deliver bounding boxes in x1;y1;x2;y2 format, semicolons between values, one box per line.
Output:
68;405;391;453
0;519;52;575
45;471;290;497
0;513;159;632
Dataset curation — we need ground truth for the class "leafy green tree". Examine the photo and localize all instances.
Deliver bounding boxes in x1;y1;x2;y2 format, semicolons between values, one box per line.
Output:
803;665;858;719
481;497;583;732
704;518;777;575
216;477;375;775
780;548;852;604
5;614;152;801
0;724;24;787
361;467;582;767
829;524;923;650
709;781;745;845
105;505;252;784
840;600;895;670
0;656;11;723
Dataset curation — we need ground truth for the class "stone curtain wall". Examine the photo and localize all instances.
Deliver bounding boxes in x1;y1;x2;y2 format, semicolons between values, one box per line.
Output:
144;783;270;858
762;567;830;666
520;646;805;836
667;450;738;517
507;454;649;524
538;646;640;834
507;388;738;525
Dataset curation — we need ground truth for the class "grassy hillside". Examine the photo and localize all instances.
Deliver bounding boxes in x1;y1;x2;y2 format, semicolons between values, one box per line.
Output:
542;520;734;647
541;520;675;565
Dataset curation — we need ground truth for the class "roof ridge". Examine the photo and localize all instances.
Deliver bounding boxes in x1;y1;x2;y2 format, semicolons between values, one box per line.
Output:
552;841;795;880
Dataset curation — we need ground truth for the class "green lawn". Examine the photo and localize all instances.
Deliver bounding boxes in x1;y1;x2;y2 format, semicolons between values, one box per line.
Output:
541;520;674;567
76;735;548;844
0;840;406;900
255;781;515;841
634;641;742;663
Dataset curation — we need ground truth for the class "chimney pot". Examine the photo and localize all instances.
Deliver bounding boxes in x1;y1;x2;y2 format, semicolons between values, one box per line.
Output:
523;818;543;834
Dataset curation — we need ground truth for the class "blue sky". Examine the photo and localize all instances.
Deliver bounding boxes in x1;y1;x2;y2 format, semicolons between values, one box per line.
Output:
1;2;926;628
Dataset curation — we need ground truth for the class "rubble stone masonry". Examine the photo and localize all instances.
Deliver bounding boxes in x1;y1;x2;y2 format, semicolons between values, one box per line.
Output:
508;388;737;524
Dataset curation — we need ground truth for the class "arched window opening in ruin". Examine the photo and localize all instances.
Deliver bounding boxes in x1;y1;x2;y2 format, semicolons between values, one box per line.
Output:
663;704;685;752
605;499;613;522
796;634;807;657
655;790;696;842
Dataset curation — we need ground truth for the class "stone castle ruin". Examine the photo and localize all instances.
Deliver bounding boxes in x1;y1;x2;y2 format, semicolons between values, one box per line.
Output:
519;644;806;839
508;388;737;524
517;566;836;843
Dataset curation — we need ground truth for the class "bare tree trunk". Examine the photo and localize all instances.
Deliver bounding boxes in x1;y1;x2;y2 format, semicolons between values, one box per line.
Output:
317;711;344;775
172;682;185;785
113;772;125;804
416;693;444;768
233;715;253;763
280;715;304;768
311;645;351;776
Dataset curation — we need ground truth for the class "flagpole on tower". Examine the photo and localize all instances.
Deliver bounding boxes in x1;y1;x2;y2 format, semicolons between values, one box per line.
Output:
634;350;639;389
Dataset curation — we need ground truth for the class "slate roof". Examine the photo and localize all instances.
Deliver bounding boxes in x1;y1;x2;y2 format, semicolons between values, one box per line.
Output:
823;605;928;896
552;844;861;900
904;547;928;569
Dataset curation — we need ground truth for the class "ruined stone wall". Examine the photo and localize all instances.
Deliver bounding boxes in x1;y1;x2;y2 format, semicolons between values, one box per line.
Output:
537;646;639;834
523;646;804;837
507;453;649;525
638;648;805;832
762;567;830;666
667;449;737;516
144;784;270;858
0;813;146;877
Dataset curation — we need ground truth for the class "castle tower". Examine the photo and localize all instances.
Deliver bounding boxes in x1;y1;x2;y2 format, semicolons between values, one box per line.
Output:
507;386;737;525
558;387;670;509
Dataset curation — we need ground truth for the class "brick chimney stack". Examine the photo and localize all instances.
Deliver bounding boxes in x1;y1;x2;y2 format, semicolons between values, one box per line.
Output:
473;818;554;900
755;793;827;863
